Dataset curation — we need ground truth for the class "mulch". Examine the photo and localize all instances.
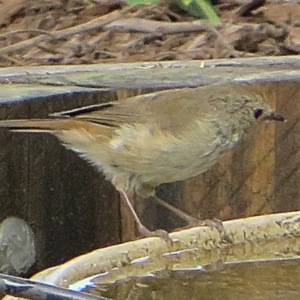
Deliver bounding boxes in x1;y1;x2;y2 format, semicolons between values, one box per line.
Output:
0;0;299;67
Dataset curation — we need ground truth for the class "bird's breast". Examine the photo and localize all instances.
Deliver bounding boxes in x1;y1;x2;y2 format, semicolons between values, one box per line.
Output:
57;117;246;194
105;121;231;186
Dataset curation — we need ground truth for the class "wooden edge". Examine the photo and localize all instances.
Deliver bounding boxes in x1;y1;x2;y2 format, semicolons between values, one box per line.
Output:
1;55;300;78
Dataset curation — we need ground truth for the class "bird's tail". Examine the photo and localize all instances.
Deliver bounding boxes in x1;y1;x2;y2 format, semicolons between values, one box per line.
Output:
0;118;112;152
0;119;84;133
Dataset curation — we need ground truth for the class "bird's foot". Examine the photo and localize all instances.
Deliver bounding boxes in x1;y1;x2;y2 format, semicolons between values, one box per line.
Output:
184;217;224;233
138;224;173;243
184;217;232;243
150;196;231;241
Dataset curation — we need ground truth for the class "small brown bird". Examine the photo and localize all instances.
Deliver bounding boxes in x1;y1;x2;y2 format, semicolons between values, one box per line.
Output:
0;83;284;239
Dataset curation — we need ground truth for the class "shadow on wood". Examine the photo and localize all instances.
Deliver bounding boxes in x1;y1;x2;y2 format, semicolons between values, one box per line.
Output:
0;89;120;274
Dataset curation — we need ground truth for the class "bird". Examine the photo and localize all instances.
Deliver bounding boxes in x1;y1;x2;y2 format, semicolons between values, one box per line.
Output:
0;82;285;239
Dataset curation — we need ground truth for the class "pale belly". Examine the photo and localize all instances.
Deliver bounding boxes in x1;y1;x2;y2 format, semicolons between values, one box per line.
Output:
60;121;236;194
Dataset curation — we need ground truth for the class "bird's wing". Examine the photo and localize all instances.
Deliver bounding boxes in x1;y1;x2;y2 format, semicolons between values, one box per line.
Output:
52;87;212;135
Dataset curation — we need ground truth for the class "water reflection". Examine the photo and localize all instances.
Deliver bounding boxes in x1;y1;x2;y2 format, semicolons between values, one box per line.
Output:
90;259;300;300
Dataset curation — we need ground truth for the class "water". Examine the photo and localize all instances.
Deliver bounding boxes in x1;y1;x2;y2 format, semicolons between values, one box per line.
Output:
88;259;300;300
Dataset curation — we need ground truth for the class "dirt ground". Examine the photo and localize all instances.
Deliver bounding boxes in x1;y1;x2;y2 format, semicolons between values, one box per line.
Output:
0;0;299;67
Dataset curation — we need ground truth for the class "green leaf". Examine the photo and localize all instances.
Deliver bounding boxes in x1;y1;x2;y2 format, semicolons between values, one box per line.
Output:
125;0;220;26
180;0;220;25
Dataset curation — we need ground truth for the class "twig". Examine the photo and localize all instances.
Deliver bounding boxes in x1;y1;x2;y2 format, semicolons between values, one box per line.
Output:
236;0;266;17
125;32;163;49
0;54;26;66
95;50;119;58
103;18;209;34
0;273;111;300
0;29;57;40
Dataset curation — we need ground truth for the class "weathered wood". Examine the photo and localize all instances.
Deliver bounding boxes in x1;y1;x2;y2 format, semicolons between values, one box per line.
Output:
274;81;300;212
2;56;300;92
0;89;119;273
0;57;300;274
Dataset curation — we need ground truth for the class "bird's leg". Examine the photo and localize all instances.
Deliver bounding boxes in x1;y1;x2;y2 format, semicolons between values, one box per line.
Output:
150;195;224;233
120;191;171;241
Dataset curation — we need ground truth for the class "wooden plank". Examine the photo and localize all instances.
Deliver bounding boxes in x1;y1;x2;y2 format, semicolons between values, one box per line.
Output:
274;81;300;212
2;57;300;92
0;89;120;272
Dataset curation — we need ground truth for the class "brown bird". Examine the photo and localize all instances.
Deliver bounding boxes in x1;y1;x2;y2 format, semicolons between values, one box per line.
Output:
0;83;284;239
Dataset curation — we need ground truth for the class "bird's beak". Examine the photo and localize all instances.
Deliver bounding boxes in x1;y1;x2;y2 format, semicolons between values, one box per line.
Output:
263;111;286;122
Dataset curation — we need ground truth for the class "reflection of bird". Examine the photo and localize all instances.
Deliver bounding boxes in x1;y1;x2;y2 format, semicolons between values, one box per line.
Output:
0;83;284;239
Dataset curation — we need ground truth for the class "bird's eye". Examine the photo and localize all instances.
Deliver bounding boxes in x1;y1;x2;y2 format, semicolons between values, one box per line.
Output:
254;108;263;119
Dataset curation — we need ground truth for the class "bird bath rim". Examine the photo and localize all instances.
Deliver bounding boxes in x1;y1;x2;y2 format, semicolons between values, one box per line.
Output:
26;211;300;290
